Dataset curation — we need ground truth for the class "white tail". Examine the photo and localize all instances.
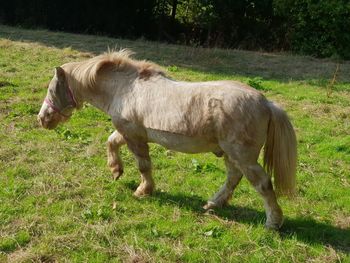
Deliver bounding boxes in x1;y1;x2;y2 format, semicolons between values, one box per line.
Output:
264;102;297;196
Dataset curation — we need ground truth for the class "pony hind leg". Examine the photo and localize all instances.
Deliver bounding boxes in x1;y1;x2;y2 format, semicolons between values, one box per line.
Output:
242;163;283;229
204;154;243;210
126;140;154;197
219;142;283;230
107;130;126;180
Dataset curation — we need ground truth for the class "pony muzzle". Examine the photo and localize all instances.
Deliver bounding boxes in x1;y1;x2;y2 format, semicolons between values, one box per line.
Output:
37;100;66;129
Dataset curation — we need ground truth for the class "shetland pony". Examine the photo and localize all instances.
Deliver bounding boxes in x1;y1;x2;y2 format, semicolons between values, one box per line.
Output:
38;50;297;229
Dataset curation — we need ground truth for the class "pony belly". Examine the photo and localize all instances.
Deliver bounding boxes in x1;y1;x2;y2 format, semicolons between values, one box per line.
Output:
146;128;220;154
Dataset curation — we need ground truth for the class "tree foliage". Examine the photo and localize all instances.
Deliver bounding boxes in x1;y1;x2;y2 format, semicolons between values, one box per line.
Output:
0;0;349;58
274;0;350;58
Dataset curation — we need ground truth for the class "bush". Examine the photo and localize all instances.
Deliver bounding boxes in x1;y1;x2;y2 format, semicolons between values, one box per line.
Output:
274;0;350;59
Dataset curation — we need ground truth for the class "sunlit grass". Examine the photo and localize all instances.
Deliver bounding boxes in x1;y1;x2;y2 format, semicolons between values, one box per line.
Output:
0;25;349;262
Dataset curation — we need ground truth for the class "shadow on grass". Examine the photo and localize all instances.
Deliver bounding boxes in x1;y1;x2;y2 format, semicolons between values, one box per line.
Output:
124;180;350;254
1;25;350;83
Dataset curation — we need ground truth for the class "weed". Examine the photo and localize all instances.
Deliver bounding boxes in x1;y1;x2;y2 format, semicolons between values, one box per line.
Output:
248;77;268;91
326;64;340;97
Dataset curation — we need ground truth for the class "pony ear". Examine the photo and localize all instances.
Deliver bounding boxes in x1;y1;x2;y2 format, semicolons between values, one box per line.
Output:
55;67;66;80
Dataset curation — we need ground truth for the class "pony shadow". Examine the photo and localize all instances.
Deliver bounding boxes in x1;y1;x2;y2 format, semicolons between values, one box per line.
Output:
124;181;350;254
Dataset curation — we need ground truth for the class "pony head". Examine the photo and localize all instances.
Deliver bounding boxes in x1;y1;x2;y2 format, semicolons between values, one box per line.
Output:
37;67;77;129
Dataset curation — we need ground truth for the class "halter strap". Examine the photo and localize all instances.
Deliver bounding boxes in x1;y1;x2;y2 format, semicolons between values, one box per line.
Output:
44;86;77;118
66;85;78;107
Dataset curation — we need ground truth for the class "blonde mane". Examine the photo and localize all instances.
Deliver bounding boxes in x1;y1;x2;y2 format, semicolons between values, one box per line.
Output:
68;49;164;89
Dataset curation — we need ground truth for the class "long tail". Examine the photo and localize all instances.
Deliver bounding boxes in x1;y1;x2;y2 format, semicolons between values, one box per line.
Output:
264;101;297;196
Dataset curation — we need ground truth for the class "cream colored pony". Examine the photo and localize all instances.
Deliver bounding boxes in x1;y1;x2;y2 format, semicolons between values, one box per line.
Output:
38;50;297;229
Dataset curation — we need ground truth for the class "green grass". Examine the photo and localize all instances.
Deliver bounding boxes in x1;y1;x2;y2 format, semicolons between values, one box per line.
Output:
0;24;349;262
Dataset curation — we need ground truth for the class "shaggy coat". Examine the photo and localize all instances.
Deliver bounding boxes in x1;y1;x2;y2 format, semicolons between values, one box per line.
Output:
38;50;297;229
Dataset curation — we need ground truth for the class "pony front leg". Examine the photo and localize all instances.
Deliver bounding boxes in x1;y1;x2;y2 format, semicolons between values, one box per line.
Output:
204;155;243;210
107;130;126;180
127;141;155;197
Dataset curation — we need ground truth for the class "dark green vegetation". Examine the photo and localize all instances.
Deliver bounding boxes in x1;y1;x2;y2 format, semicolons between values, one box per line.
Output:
1;0;350;58
0;25;349;262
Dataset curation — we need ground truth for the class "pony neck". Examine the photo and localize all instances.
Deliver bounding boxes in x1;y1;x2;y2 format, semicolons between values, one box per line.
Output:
68;73;136;116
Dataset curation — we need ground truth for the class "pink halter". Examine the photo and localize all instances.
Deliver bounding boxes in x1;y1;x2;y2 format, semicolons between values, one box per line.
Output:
45;86;77;118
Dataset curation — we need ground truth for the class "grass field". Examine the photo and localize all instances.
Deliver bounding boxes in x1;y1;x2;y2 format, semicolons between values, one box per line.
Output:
0;25;349;262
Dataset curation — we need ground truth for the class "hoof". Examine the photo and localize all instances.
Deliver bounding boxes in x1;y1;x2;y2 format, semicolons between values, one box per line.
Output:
203;198;229;210
133;185;154;197
265;217;284;230
265;223;281;231
203;201;217;210
110;167;123;180
112;171;123;180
